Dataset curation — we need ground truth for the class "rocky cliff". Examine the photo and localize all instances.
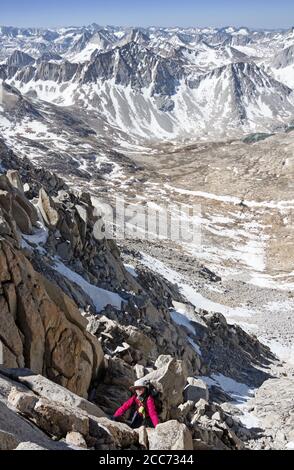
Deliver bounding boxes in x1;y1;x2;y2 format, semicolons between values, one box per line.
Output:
0;140;291;450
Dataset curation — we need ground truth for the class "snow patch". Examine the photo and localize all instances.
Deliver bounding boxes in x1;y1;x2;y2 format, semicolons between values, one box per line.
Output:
53;259;124;313
170;308;196;334
124;263;138;278
21;222;48;253
259;336;294;365
202;373;254;403
187;337;202;356
141;252;253;320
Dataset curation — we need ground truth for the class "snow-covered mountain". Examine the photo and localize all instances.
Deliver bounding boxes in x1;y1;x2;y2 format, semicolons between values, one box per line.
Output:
1;24;294;141
268;44;294;89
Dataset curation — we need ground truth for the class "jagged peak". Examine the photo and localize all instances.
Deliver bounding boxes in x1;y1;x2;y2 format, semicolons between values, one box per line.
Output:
7;49;35;67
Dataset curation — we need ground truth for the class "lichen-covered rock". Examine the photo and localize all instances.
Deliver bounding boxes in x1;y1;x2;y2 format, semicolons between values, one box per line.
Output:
66;431;88;449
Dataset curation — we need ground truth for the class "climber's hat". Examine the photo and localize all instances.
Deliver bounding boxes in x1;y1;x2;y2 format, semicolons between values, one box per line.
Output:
129;378;150;391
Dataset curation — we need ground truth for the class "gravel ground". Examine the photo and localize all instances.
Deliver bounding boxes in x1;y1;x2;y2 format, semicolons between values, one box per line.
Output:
120;236;294;367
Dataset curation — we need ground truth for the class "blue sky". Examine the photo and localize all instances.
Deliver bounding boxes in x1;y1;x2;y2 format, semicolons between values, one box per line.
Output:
1;0;294;29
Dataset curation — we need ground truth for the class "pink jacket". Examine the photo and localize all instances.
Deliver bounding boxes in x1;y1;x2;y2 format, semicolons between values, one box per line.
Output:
114;394;159;427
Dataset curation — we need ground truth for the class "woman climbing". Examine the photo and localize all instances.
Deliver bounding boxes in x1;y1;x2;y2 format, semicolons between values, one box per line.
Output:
112;379;159;429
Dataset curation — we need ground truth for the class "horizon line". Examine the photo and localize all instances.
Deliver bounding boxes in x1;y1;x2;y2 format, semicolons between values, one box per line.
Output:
1;23;294;31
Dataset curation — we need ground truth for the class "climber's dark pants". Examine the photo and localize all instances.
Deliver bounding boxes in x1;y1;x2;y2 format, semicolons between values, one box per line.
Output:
129;413;154;429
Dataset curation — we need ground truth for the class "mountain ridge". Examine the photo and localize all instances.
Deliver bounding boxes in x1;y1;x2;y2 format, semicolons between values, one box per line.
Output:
1;23;294;141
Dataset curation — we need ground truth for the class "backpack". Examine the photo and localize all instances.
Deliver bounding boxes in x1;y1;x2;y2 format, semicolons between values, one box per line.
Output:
146;382;163;416
129;382;163;425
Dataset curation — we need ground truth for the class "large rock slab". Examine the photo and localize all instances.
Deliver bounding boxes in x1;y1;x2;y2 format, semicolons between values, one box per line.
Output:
89;417;139;449
147;420;193;450
0;372;30;402
38;187;59;227
139;355;188;419
0;174;38;234
0;400;69;450
124;325;157;356
0;369;105;418
0;430;20;450
15;442;49;450
8;388;89;439
183;377;209;403
0;238;104;398
6;170;24;193
248;376;294;450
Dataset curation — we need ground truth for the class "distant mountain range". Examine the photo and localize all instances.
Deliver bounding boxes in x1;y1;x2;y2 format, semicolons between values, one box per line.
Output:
1;24;294;141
